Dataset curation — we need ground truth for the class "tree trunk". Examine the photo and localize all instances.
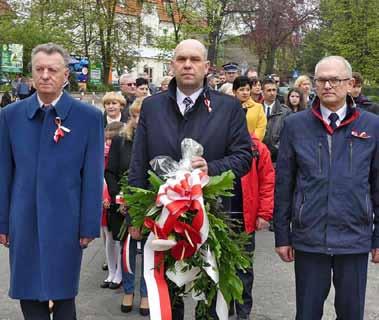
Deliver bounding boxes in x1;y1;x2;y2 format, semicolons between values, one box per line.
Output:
207;32;218;66
265;47;276;75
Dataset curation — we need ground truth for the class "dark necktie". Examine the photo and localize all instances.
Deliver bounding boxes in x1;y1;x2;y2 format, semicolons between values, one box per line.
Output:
183;97;193;114
328;112;339;130
266;105;271;117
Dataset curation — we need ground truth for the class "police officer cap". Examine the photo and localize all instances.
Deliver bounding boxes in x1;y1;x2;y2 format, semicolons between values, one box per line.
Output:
222;62;239;72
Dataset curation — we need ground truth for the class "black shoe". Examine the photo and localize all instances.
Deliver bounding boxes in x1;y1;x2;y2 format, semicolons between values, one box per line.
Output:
100;281;110;288
139;307;150;316
121;294;134;313
102;263;108;271
109;282;122;290
121;304;133;313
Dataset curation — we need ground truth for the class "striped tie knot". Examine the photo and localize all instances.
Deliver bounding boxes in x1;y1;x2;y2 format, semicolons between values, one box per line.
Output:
183;97;193;114
328;112;339;130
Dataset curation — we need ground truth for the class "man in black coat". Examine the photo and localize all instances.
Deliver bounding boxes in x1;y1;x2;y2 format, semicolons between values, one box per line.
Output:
128;39;252;320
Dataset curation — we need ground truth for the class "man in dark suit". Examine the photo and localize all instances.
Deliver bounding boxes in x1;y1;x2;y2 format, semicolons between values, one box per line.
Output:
128;39;252;320
0;43;104;320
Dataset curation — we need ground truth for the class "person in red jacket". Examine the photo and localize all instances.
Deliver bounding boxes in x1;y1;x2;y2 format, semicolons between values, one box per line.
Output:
233;133;275;319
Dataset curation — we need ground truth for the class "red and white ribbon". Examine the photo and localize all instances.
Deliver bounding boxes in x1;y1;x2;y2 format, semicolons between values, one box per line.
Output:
143;169;228;320
122;234;133;274
53;117;70;143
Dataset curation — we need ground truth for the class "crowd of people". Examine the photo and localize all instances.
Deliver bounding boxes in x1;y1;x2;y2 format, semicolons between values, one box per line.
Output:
1;39;379;320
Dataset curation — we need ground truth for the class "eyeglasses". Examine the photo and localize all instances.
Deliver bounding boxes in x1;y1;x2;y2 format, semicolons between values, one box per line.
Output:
314;78;350;88
121;82;136;87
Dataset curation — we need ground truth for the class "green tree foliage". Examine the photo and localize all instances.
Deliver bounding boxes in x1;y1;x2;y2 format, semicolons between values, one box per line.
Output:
314;0;379;83
0;1;71;74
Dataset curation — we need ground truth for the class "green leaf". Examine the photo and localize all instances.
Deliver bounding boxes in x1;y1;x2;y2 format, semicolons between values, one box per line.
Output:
203;170;235;200
147;170;165;191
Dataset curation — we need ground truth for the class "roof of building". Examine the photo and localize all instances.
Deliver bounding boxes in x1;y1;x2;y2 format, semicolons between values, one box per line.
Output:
116;0;181;23
0;0;11;15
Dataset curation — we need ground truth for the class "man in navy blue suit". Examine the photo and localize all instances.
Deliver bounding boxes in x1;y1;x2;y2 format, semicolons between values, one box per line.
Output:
0;43;104;320
128;39;252;320
274;56;379;320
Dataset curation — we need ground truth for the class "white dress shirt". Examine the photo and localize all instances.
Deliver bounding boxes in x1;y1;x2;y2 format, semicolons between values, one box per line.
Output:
37;92;63;108
320;103;347;127
176;87;203;115
263;101;275;117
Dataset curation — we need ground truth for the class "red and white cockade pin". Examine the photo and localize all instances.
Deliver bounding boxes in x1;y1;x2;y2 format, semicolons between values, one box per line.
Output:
54;117;71;143
351;130;370;139
204;96;212;113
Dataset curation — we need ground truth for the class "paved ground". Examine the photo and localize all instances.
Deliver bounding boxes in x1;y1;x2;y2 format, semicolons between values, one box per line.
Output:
2;231;379;319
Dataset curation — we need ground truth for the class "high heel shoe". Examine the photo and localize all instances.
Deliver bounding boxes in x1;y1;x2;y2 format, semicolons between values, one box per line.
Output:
139;296;149;316
109;281;122;289
121;294;134;313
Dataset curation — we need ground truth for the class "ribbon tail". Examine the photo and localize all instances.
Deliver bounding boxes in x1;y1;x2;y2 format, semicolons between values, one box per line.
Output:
216;291;229;320
144;232;172;320
201;247;229;320
122;234;133;274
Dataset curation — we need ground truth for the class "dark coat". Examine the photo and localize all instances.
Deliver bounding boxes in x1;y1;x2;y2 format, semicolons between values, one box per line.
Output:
263;100;291;162
104;135;133;239
105;135;133;198
128;78;252;189
103;111;128;127
354;94;379;115
0;92;104;300
274;96;379;254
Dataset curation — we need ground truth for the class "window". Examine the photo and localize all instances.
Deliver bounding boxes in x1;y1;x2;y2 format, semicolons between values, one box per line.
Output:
144;66;153;83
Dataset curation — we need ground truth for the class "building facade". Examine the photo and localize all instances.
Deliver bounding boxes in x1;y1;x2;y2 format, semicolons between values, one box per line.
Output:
115;0;179;86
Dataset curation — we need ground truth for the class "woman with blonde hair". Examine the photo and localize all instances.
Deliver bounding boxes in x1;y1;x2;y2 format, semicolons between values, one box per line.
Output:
105;97;149;316
102;92;128;127
294;75;314;106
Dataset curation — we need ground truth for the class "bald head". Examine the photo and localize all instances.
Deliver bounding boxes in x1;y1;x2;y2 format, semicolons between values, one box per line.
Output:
173;39;208;61
315;56;352;78
171;38;210;95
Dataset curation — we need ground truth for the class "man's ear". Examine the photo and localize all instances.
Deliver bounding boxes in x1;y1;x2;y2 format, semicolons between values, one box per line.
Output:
64;67;69;82
204;60;210;74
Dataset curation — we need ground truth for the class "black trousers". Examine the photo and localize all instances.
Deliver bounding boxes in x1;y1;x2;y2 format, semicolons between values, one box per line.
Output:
20;298;76;320
294;250;368;320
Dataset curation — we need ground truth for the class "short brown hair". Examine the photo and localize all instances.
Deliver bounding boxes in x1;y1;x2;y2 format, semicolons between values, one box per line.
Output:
352;72;363;87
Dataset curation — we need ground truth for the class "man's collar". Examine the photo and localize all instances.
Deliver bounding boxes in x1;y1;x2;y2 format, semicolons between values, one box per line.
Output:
27;91;73;120
176;87;203;104
37;92;63;108
263;100;275;108
167;77;209;101
320;102;347;121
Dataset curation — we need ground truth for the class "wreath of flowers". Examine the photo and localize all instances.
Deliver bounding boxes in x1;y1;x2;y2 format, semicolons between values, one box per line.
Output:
119;167;251;320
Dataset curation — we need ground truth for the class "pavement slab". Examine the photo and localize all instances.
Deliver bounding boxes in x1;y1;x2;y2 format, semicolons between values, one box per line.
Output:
1;231;379;319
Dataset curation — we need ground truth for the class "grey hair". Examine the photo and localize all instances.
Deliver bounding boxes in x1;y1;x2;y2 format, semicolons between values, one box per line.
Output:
31;43;70;67
119;73;136;83
315;56;352;78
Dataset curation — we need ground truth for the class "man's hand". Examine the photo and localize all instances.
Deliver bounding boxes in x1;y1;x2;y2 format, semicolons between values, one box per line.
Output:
128;227;142;240
0;234;9;248
371;248;379;263
119;204;127;216
275;246;295;262
191;156;208;175
256;217;270;231
80;238;94;249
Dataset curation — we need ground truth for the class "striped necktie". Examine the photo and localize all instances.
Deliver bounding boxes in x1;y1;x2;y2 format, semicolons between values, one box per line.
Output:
183;97;193;114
